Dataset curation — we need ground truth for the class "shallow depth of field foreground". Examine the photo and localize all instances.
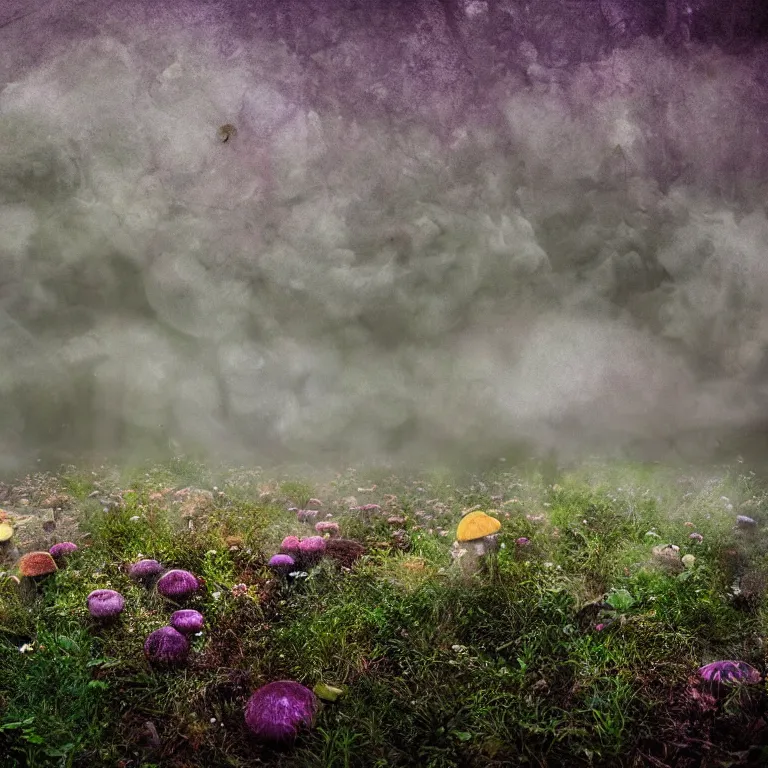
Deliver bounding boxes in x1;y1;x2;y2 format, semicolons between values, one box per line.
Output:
1;458;768;767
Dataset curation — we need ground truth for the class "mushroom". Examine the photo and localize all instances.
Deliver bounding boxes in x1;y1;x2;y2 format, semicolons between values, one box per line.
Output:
156;569;199;601
169;609;204;635
297;536;326;569
314;521;339;538
280;536;301;558
18;551;58;579
144;626;190;666
0;523;16;561
49;542;78;563
87;589;125;621
268;553;296;576
128;559;163;584
16;551;58;600
698;660;762;697
736;515;757;529
297;509;318;523
456;511;501;564
244;681;318;744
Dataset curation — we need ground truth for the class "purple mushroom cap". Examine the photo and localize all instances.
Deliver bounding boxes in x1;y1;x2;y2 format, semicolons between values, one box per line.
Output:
87;589;125;619
170;609;205;635
268;553;296;576
298;536;326;568
50;542;78;560
280;536;301;557
736;515;757;528
698;660;762;686
156;569;199;600
144;626;190;666
244;680;318;743
516;537;531;546
128;559;163;581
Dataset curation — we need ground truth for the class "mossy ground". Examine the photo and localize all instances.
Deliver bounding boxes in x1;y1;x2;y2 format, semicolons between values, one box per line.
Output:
1;458;768;767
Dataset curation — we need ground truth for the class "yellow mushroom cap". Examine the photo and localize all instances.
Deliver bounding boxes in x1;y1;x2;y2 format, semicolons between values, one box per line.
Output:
0;523;13;542
456;511;501;542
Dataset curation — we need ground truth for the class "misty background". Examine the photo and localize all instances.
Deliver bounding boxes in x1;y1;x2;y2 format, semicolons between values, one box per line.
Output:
2;0;768;474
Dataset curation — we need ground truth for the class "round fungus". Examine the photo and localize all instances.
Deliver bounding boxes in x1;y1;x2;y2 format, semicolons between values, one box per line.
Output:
18;551;58;578
144;626;190;666
244;680;318;744
314;521;340;538
170;609;205;635
268;553;296;576
280;536;301;557
87;589;125;619
0;523;13;543
50;542;78;560
156;569;199;600
128;558;163;582
297;536;326;568
698;660;761;687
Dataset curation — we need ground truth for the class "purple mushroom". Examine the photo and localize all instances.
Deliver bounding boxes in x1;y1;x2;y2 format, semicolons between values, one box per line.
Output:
736;515;757;529
170;609;205;635
128;559;163;583
156;569;199;600
315;521;340;538
516;537;531;547
268;553;296;576
244;680;318;744
87;589;125;620
298;536;326;568
144;626;190;666
50;542;78;561
280;536;301;558
698;660;762;686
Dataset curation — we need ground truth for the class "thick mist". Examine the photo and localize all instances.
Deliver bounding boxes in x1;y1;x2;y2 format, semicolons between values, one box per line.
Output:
1;0;768;473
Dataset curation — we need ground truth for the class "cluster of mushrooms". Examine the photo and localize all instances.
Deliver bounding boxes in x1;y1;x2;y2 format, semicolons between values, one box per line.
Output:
6;497;765;746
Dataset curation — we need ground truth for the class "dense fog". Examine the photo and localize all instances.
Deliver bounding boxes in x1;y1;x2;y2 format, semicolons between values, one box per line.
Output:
2;0;768;472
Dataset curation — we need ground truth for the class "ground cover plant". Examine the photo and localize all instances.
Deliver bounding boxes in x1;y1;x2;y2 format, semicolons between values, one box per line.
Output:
1;457;767;768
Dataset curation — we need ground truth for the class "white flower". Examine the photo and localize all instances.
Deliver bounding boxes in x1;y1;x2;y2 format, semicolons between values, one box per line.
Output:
212;591;222;601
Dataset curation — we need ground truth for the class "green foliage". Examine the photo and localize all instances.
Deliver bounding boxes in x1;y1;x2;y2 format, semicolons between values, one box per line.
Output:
0;461;765;766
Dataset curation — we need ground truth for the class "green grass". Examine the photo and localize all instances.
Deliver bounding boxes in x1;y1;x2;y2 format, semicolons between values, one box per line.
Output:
1;460;767;767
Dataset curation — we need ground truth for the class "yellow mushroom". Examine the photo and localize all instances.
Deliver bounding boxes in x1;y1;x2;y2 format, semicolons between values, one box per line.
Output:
0;523;13;544
455;511;501;557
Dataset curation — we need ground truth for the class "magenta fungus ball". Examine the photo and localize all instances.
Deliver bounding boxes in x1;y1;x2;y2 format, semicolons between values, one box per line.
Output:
280;536;301;557
144;626;190;666
156;569;199;600
49;542;78;560
698;660;761;686
244;680;318;743
298;536;326;568
128;559;163;582
170;609;205;635
87;589;125;620
268;553;296;576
